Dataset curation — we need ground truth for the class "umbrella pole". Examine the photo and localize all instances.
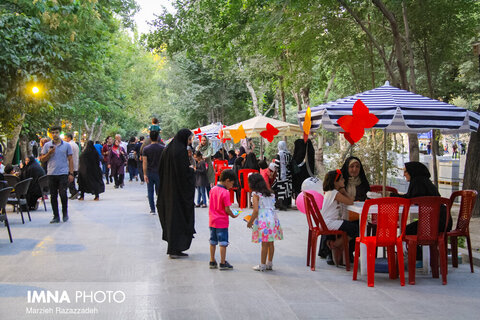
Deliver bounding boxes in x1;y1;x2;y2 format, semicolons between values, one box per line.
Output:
260;138;264;159
383;129;387;196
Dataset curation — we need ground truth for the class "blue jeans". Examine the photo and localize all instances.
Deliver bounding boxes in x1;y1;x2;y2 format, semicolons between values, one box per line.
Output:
209;227;229;246
147;173;160;212
196;186;207;205
128;163;138;180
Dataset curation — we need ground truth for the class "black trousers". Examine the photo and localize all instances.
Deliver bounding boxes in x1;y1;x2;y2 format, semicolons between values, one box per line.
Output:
48;175;69;218
114;174;124;187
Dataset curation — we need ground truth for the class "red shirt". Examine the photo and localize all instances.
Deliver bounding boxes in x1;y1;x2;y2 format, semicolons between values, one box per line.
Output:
208;185;232;228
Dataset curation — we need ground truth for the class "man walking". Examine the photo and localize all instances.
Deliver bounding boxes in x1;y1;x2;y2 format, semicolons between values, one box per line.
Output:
40;126;74;223
142;131;164;214
136;136;145;185
64;133;79;199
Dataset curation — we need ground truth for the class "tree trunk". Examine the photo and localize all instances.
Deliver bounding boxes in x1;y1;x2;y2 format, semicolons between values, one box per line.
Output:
94;121;105;142
431;130;439;187
402;1;416;93
279;76;286;122
373;0;408;90
324;70;336;102
300;87;310;109
463;104;480;216
4;113;25;165
245;80;260;116
19;136;28;160
408;133;420;161
338;0;398;85
292;91;301;111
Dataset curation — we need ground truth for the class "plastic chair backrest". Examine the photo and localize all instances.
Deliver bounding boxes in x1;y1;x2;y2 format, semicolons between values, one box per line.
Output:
238;169;258;192
369;185;399;194
410;196;451;242
0;180;8;189
14;178;33;198
214;160;228;172
4;174;20;187
303;191;329;232
37;175;49;192
360;198;411;246
449;190;477;232
0;187;13;210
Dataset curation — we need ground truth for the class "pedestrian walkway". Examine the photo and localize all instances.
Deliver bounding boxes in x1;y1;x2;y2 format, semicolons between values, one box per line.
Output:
0;182;479;319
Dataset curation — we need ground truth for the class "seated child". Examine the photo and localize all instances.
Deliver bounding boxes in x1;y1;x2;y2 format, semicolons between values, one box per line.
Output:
148;117;161;133
208;169;238;270
321;169;358;266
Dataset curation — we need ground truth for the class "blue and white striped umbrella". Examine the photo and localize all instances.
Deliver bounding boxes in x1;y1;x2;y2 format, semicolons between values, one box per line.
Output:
298;81;480;134
191;122;224;140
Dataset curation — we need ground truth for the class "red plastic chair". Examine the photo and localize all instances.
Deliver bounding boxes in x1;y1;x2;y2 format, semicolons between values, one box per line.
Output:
447;190;478;273
352;197;411;287
213;160;228;172
367;185;399;236
405;196;451;285
238;169;258;209
214;165;229;185
303;191;350;271
369;185;399;195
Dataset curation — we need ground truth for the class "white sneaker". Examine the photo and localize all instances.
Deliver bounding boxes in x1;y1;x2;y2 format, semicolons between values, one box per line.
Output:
252;264;266;272
150;211;156;215
266;262;273;271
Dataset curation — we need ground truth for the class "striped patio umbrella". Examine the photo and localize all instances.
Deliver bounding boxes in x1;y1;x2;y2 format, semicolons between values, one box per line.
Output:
191;122;224;140
297;81;480;134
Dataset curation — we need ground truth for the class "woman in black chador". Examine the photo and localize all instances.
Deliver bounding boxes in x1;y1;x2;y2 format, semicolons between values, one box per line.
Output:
292;138;315;197
20;156;46;210
78;141;105;200
390;161;452;235
157;129;196;258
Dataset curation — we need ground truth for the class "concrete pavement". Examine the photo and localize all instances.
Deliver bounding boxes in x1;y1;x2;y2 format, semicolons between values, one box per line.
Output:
0;181;479;319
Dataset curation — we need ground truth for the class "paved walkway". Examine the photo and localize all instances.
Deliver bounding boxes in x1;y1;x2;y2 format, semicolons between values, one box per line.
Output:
0;181;480;320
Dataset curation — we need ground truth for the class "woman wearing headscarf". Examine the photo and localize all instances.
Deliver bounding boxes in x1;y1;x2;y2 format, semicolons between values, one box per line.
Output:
108;139;127;188
272;141;293;210
78;141;105;201
19;156;46;210
318;156;370;263
243;152;259;171
292;138;315;196
340;156;369;202
390;161;452;235
196;135;214;194
157;129;195;258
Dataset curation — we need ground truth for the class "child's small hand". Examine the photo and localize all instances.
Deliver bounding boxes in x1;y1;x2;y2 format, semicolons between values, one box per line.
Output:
247;220;253;228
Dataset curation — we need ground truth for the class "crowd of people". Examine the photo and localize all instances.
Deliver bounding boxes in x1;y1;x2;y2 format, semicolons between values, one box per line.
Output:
0;121;451;272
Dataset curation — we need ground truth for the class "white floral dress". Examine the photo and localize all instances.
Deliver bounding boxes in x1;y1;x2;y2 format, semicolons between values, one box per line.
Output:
251;192;284;243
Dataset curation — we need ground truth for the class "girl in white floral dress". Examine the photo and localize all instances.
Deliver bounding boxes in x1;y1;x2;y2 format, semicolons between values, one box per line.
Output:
247;173;283;271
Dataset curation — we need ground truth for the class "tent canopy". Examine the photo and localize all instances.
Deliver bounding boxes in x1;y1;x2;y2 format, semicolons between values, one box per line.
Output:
191;122;223;140
297;81;480;134
223;115;303;139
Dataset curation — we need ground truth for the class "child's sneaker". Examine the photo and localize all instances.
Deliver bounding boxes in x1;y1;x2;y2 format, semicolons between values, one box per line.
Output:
209;261;218;269
266;262;273;271
219;261;233;270
252;264;266;272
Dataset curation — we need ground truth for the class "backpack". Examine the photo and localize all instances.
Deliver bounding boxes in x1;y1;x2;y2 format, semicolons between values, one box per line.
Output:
128;150;136;160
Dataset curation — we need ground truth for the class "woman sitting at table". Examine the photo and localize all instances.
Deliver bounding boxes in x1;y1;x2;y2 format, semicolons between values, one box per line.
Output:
390;161;452;235
340;156;369;202
321;169;358;266
320;156;370;264
19;156;46;210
